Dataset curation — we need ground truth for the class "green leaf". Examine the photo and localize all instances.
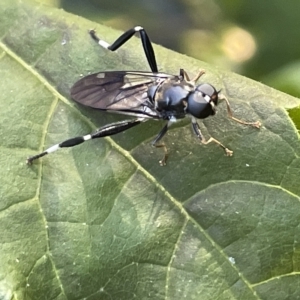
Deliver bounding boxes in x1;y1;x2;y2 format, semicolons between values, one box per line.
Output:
1;1;300;299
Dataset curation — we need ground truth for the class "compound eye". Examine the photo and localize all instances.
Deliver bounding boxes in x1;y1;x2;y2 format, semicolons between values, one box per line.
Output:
187;83;219;119
196;83;216;96
196;83;219;105
187;92;212;119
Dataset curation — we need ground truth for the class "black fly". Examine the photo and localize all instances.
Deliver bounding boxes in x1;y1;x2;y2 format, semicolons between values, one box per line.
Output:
27;26;261;166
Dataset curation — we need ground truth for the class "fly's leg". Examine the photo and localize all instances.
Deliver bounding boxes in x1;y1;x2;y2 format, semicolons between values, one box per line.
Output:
153;143;169;166
219;94;261;128
191;118;233;156
89;27;158;72
27;118;144;164
201;137;233;156
151;122;171;166
179;69;205;84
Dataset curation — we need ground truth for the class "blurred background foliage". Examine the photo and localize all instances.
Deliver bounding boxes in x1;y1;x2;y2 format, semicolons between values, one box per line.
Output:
39;0;300;97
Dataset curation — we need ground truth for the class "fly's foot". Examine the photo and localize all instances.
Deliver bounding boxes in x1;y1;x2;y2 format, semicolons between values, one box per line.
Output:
251;120;261;129
225;148;233;156
159;158;167;166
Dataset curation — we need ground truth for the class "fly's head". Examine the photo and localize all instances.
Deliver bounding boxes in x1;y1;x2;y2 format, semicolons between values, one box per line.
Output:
186;83;219;119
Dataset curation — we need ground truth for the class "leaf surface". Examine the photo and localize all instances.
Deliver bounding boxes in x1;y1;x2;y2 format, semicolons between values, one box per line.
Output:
1;1;300;299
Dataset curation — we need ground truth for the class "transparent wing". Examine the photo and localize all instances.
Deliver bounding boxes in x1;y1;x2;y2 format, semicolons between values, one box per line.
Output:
70;71;177;118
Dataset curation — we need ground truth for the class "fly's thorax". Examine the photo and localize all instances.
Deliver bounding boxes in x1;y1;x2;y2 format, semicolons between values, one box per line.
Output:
153;81;192;113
